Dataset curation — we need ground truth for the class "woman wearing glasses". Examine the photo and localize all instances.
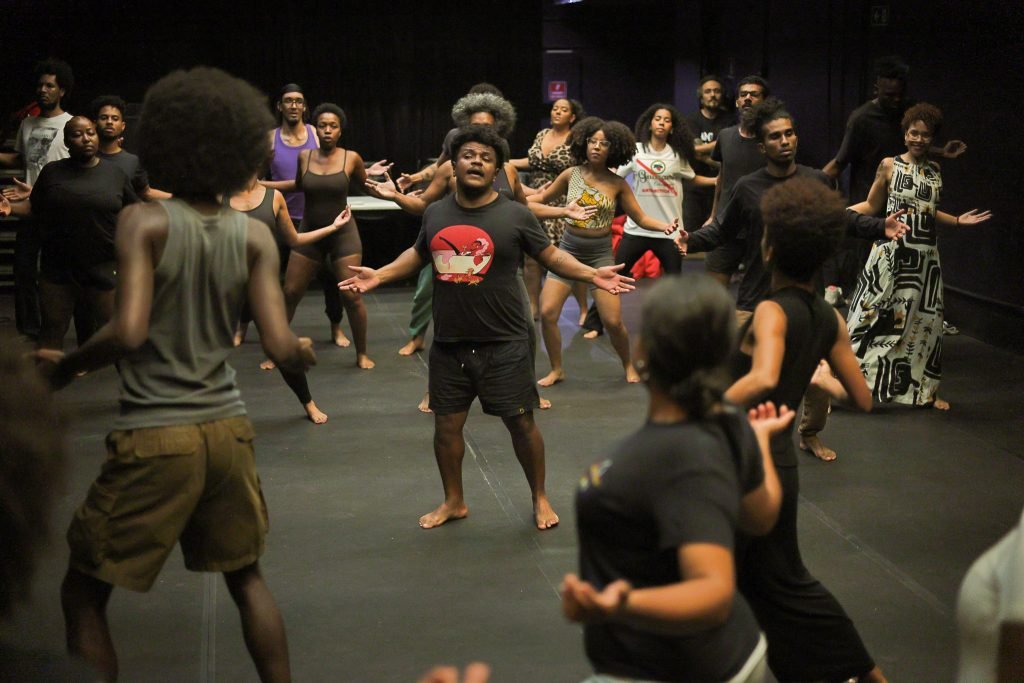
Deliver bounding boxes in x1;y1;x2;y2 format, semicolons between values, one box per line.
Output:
529;117;679;387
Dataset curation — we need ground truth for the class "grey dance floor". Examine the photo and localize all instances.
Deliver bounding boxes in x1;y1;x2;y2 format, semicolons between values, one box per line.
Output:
2;269;1023;682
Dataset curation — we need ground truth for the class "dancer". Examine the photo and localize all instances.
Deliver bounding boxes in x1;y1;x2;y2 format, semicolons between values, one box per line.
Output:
40;66;308;683
684;74;729;231
89;95;170;201
580;103;715;338
341;125;635;530
846;103;990;410
563;274;788;683
510;97;588;319
260;83;349;348
726;178;884;683
1;117;138;351
228;174;351;423
529;117;678;387
268;103;378;369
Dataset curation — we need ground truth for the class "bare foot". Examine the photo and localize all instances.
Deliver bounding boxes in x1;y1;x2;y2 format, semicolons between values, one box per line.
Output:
537;369;565;387
539;396;552;410
419;501;468;529
625;365;641;383
933;397;951;410
578;310;587;326
534;496;560;530
398;335;425;356
259;358;276;370
331;324;351;348
233;322;247;347
303;400;328;424
357;354;376;369
582;329;601;339
418;391;432;413
800;435;837;462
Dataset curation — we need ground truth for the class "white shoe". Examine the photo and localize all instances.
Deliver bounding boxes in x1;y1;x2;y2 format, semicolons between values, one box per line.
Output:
824;286;843;306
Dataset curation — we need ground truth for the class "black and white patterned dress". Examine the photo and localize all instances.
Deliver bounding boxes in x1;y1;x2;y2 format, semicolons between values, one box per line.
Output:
846;155;944;405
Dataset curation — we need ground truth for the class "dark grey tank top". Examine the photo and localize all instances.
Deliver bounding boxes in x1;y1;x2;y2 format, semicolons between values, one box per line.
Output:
115;199;249;429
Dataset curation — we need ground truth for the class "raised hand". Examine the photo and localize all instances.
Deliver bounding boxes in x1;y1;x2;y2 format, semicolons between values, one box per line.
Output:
592;263;636;295
365;173;398;200
956;209;992;226
1;178;31;202
883;209;908;240
565;199;598;222
366;159;393;177
747;401;795;440
941;140;967;158
338;265;381;294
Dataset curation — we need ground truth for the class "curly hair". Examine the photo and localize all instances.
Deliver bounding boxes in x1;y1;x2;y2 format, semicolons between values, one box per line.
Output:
569;117;636;168
752;97;795;142
88;95;128;122
695;74;723;107
901;102;943;138
451;92;516;138
634;103;696;164
761;177;846;281
0;338;66;618
449;124;508;167
467;82;504;97
34;57;74;95
137;67;273;199
640;274;736;418
312;102;347;129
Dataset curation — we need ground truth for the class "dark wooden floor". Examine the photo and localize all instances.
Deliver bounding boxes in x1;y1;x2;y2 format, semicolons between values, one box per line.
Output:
2;271;1022;682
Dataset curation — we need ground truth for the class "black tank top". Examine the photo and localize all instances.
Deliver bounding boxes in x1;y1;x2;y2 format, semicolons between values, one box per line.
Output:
225;187;278;243
298;149;349;231
735;287;838;468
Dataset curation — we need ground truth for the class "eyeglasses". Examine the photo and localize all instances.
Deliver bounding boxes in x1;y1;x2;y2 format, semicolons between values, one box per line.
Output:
587;138;611;149
282;98;305;107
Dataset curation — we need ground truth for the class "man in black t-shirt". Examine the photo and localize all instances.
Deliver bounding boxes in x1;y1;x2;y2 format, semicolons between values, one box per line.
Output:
340;125;634;531
705;75;771;286
89;95;170;201
683;75;731;231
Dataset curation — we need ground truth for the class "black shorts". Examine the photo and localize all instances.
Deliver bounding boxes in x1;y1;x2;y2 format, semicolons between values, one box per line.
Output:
428;340;539;417
704;236;746;275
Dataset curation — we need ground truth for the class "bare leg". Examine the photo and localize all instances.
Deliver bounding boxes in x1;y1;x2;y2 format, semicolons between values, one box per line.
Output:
420;411;470;528
502;412;558;529
335;254;374;369
592;290;640;382
38;279;78;351
537;278;572;386
573;282;588;326
799;380;836;461
262;252;321;370
523;255;542;320
330;323;351;348
62;568;117;681
223;563;292;683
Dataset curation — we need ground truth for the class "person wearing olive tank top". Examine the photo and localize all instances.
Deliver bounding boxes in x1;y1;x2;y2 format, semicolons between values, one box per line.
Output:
726;179;884;683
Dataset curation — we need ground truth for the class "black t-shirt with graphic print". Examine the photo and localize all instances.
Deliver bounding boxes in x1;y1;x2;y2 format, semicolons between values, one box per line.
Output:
414;193;550;342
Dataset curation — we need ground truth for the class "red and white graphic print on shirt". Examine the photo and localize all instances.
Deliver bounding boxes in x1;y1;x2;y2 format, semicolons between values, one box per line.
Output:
430;224;494;284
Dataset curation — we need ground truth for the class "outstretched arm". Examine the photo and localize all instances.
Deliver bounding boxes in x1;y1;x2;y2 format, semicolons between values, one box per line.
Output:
618;177;677;233
338;246;425;294
273;190;351;247
535;245;635;294
527;167;572;206
848;158;891;216
937;208;992;228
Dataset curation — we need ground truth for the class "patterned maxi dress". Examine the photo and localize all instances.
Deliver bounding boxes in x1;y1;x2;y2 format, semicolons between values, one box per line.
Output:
526;128;575;244
846;155;944;405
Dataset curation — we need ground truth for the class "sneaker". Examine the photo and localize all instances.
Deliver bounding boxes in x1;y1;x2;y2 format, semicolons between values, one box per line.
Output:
943;321;960;336
824;286;843;306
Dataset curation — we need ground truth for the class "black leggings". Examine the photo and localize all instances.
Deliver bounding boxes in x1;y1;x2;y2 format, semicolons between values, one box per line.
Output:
582;233;681;333
737;466;875;682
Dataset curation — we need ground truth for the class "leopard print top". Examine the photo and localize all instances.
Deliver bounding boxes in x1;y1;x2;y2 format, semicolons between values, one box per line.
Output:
527;128;575;244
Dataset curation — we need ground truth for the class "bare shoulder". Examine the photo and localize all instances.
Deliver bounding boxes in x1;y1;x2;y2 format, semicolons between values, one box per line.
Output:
118;201;169;233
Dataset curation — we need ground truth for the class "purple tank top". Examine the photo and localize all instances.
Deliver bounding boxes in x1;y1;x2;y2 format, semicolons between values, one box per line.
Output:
269;124;318;221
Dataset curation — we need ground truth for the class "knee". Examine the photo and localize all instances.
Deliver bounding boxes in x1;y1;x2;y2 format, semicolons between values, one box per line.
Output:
539;302;561;326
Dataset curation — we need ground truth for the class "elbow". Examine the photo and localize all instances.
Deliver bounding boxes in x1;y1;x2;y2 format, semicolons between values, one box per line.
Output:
114;320;147;351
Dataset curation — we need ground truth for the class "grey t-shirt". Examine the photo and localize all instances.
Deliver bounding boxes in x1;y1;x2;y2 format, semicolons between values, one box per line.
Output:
414;193;549;342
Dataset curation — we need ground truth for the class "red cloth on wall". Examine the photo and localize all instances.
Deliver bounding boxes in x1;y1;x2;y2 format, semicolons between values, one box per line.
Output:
610;215;662;279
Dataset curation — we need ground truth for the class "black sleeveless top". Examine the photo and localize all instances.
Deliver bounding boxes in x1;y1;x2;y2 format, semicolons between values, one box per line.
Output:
734;287;838;468
225;187;278;243
297;149;349;230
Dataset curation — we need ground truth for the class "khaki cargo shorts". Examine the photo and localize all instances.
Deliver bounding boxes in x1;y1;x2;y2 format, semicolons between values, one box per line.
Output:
67;416;268;592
